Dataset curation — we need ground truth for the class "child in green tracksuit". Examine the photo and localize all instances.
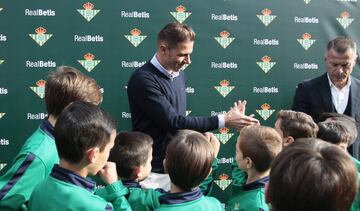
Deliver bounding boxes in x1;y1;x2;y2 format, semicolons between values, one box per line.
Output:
226;125;282;211
0;66;102;211
28;101;131;211
155;130;223;211
317;117;360;211
108;131;164;211
107;131;220;211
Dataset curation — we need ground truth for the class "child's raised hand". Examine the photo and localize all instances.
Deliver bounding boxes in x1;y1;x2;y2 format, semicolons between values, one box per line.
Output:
204;132;221;158
98;161;118;185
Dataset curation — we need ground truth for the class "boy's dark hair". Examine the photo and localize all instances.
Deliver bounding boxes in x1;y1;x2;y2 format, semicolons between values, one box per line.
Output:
320;112;357;123
55;101;116;164
165;130;214;191
45;66;102;117
318;120;357;146
108;131;153;180
277;110;318;139
157;22;196;48
268;138;358;211
238;125;282;172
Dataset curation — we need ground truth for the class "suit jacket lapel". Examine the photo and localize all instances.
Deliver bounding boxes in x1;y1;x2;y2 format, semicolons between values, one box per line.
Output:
351;76;360;120
317;73;333;112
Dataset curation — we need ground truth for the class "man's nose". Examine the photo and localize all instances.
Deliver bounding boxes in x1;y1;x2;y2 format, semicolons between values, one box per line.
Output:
184;55;191;64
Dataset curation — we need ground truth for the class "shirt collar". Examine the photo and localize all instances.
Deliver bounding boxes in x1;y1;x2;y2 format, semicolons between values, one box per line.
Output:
158;187;203;204
327;73;351;90
150;54;180;79
122;180;142;189
40;118;55;140
242;176;269;191
51;164;96;192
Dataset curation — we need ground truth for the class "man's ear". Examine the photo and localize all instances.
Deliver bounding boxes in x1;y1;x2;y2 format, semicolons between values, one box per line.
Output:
283;136;295;147
159;42;168;55
163;159;168;174
86;147;100;164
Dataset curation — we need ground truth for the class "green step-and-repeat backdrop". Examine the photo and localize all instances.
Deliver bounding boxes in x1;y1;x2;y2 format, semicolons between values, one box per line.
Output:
1;0;360;203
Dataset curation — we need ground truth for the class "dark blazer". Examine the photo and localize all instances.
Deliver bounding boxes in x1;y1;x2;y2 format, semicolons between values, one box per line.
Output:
292;73;360;158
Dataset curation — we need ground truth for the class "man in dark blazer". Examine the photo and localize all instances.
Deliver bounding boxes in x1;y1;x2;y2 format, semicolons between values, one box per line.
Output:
292;36;360;158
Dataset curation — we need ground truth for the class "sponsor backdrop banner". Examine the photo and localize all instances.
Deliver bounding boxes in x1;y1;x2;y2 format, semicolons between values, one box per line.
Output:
1;0;360;204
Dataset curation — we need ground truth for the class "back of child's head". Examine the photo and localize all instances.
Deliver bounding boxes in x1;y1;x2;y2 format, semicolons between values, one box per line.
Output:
45;66;102;117
238;125;282;173
276;110;318;139
268;138;358;211
165;130;214;191
108;131;153;180
320;112;357;123
317;120;357;147
55;101;116;164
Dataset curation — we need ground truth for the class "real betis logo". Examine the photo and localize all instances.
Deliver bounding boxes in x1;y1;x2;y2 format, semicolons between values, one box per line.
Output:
0;60;4;65
337;11;354;29
0;163;7;172
214;31;235;49
125;28;147;47
214;80;235;98
78;2;100;22
0;113;5;119
256;103;275;121
257;8;276;26
170;5;191;23
29;27;52;46
30;79;46;99
214;127;234;144
297;33;316;50
257;56;276;73
186;110;192;116
78;53;101;72
214;173;232;191
304;0;312;4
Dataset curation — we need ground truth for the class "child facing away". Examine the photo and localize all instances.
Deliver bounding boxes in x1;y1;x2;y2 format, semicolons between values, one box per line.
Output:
0;66;102;211
107;130;221;210
227;125;283;211
267;138;358;211
317;117;360;211
27;101;131;211
155;129;224;211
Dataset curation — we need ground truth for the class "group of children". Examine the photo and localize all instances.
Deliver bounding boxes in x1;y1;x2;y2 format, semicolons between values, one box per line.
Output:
0;66;359;210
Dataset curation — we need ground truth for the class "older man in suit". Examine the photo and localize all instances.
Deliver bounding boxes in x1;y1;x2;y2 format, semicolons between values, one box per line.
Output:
292;36;360;158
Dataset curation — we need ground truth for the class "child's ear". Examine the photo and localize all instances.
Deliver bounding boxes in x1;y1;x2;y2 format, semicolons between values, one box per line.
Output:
163;159;168;174
283;136;295;147
86;147;100;164
245;157;253;169
133;166;142;179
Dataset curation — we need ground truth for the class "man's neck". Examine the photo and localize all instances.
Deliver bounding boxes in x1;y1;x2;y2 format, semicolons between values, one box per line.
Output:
246;169;270;184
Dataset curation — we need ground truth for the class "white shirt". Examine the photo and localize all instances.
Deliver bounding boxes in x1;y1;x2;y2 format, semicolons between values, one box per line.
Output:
327;73;351;114
150;54;225;128
150;54;179;80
